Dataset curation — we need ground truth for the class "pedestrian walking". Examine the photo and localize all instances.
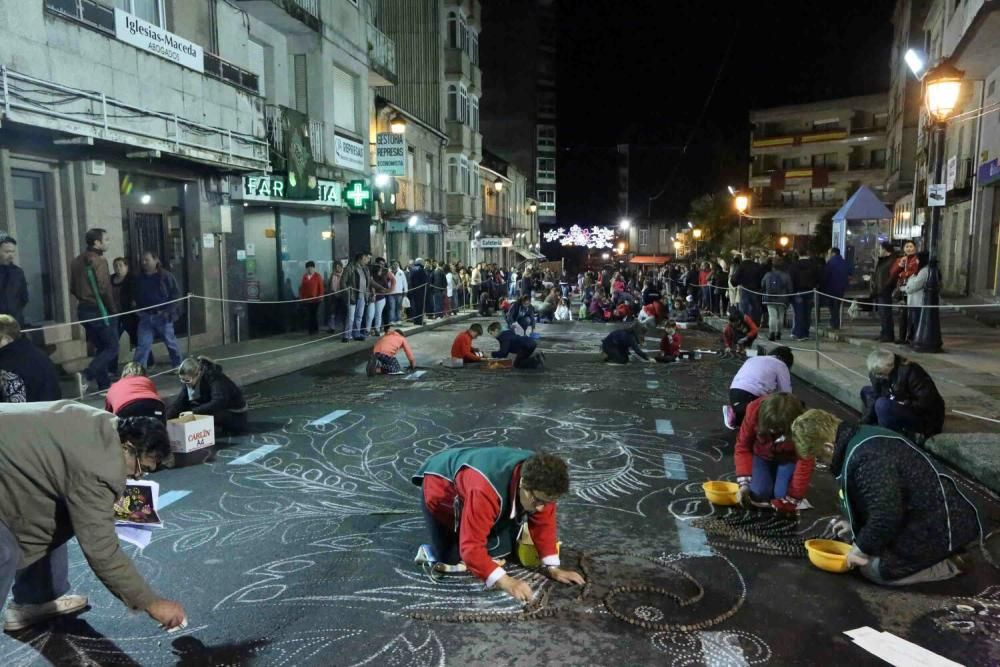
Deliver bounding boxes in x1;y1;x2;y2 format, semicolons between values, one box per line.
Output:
133;251;182;370
761;258;793;341
69;228;119;391
0;235;28;326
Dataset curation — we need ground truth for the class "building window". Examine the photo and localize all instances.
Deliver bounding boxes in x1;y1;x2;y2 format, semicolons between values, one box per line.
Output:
11;170;54;323
538;91;556;116
471;163;480;197
811;153;838;168
469;30;479;64
460;157;470;195
425;155;434;209
639;227;650;248
448;157;459;194
537;190;556;211
459;15;468;51
333;67;356;132
659;228;670;248
447;85;458;121
812;119;840;132
537;125;556;150
870;149;886;169
294;54;309;114
537;157;555;181
470;96;479;131
447;11;460;49
115;0;163;27
781;157;800;170
459;86;469;124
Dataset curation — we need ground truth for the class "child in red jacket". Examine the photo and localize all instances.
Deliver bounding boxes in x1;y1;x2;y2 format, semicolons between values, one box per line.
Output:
734;393;812;512
655;321;682;362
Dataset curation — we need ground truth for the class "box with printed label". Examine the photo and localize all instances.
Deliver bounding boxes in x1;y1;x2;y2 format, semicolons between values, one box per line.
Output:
166;414;215;453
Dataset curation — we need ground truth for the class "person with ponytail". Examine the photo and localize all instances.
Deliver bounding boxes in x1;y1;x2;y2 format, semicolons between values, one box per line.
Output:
0;401;186;630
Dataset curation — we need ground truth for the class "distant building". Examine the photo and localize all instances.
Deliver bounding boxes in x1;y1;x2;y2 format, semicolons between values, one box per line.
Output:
477;149;536;268
480;0;557;226
748;94;890;242
374;0;485;266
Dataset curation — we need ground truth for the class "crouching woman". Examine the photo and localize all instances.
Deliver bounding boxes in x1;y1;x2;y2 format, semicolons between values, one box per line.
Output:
791;409;980;586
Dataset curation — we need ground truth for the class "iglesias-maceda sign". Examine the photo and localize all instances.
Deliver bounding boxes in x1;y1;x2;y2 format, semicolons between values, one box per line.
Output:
114;9;203;73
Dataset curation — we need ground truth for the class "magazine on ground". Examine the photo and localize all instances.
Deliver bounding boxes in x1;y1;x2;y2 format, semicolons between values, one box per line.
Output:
114;480;163;548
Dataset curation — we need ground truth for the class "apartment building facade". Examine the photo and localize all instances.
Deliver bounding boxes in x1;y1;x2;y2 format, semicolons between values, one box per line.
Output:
374;0;484;267
480;0;558;226
748;95;890;241
475;149;538;268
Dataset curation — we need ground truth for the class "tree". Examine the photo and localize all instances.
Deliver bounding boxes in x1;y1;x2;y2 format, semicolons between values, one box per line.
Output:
809;210;835;256
688;192;737;255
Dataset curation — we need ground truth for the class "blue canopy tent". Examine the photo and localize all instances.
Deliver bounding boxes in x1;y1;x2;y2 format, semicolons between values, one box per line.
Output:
831;186;893;289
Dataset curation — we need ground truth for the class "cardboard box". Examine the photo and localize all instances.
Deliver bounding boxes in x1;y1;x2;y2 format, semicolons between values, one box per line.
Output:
167;414;215;453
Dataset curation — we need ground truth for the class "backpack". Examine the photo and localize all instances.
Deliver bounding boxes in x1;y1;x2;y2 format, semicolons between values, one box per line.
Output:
764;272;787;295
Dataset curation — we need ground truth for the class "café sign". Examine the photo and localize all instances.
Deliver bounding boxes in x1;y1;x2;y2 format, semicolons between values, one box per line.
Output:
114;9;204;73
236;175;344;207
472;237;513;249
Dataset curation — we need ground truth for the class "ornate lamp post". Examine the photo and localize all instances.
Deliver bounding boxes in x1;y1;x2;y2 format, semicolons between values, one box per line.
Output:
912;61;963;353
692;228;702;261
734;194;750;256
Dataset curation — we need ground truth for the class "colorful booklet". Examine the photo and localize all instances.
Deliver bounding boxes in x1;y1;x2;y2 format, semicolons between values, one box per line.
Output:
114;480;163;548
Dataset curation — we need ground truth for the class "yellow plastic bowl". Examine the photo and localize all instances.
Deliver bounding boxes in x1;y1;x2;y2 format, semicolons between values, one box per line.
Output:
517;541;561;568
702;481;740;506
804;539;852;573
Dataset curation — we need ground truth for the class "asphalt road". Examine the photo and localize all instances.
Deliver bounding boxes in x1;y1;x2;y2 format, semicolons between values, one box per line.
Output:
1;319;996;666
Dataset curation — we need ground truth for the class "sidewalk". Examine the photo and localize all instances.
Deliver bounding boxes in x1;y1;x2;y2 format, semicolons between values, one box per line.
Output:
69;310;474;408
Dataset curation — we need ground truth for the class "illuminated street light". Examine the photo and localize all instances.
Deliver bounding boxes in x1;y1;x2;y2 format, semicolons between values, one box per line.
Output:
904;48;926;78
408;215;418;227
494;179;504;193
687;221;693;229
528;201;537;214
601;252;610;260
779;236;790;248
389;114;407;134
924;61;964;122
692;229;702;239
734;195;749;214
374;173;391;188
619;218;631;230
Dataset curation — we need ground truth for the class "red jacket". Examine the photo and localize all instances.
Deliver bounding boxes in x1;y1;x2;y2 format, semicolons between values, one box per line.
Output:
643;301;667;323
734;396;815;499
299;272;324;300
723;315;758;348
451;330;482;362
422;463;558;583
896;255;919;287
660;331;681;357
698;270;710;286
105;376;163;414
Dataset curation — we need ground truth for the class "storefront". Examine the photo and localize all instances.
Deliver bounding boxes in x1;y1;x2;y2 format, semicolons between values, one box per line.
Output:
232;173;353;335
472;236;512;266
385;219;443;265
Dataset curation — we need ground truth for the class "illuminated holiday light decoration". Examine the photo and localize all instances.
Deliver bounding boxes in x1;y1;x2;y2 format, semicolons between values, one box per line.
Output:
542;225;616;249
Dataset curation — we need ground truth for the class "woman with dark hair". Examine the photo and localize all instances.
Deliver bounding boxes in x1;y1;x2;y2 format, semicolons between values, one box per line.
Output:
0;402;186;631
901;251;930;345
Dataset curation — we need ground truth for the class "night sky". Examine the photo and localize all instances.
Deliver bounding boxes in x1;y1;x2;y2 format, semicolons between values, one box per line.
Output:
556;0;897;226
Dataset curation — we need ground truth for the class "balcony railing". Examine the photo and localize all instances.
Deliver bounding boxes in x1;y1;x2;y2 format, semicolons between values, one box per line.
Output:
751;129;849;149
393;179;432;213
233;0;321;32
264;105;325;164
1;66;268;171
45;0;260;94
367;22;397;85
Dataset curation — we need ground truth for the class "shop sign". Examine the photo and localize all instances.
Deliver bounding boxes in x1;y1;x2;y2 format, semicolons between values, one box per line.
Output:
387;220;440;233
114;9;203;73
472;237;513;249
927;183;946;207
946;156;957;190
345;180;372;212
236;175;343;207
375;133;407;176
977;158;1000;186
334;134;366;172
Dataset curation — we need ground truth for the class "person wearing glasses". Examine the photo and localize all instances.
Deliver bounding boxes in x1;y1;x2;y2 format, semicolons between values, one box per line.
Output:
0;401;186;631
412;447;585;602
166;356;248;434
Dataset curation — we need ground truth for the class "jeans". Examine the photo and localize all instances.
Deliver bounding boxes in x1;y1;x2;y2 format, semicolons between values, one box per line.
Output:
700;285;712;311
729;388;758;427
327;298;347;334
766;304;786;338
827;295;843;329
739;291;762;325
431;291;443;317
791;293;813;338
0;520;70;607
345;294;367;340
386;294;401;324
363;301;375;335
860;386;924;435
750;455;796;500
372;298;387;333
513;315;534;335
79;304;119;389
420;494;460;566
876;293;894;340
134;312;182;368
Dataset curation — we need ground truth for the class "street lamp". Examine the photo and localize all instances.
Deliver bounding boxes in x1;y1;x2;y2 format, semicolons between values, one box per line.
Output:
619;218;631;230
692;228;702;260
493;178;504;193
528;201;537;214
779;235;790;249
913;61;964;354
734;193;750;257
389;114;407;134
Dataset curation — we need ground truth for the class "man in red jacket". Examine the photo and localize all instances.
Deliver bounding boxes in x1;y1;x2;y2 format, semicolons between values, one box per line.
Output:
450;323;484;364
734;392;812;513
299;261;325;335
412;447;585;601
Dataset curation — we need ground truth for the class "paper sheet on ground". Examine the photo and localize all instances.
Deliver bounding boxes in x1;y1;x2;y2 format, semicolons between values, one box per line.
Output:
844;627;963;667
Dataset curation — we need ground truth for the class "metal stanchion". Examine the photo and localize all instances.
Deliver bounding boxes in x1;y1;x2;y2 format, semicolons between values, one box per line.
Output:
814;289;820;369
186;294;192;356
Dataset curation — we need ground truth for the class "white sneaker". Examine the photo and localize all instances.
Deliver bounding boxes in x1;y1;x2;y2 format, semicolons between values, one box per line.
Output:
4;595;88;631
76;372;90;398
722;405;736;430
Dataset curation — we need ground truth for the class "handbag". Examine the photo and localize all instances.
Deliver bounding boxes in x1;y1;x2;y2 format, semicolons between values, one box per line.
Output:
402;296;411;309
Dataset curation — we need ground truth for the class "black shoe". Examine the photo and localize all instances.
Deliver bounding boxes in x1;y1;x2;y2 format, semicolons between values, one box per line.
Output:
366;357;377;377
877;336;896;343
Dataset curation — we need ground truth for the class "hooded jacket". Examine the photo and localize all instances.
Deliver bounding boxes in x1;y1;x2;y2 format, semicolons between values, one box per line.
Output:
167;358;246;419
860;355;945;437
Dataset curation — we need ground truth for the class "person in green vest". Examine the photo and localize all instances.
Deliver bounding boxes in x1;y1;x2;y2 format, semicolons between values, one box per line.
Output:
791;409;981;586
412;447;585;601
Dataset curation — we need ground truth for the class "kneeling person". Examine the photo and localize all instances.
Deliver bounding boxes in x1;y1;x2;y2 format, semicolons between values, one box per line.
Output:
792;409;979;586
601;322;654;364
451;324;484;364
368;325;416;376
168;357;248;434
734;393;812;512
724;346;793;429
488;322;544;369
412;447;585;601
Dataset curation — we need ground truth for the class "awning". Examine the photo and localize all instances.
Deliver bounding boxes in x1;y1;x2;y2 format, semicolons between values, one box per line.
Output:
629;255;671;265
515;248;547;260
832;185;892;222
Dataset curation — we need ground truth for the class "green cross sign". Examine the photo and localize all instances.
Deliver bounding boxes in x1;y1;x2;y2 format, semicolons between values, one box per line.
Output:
345;180;371;211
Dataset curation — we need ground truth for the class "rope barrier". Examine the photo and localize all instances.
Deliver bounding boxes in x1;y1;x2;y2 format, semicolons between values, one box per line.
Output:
21;295;190;333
